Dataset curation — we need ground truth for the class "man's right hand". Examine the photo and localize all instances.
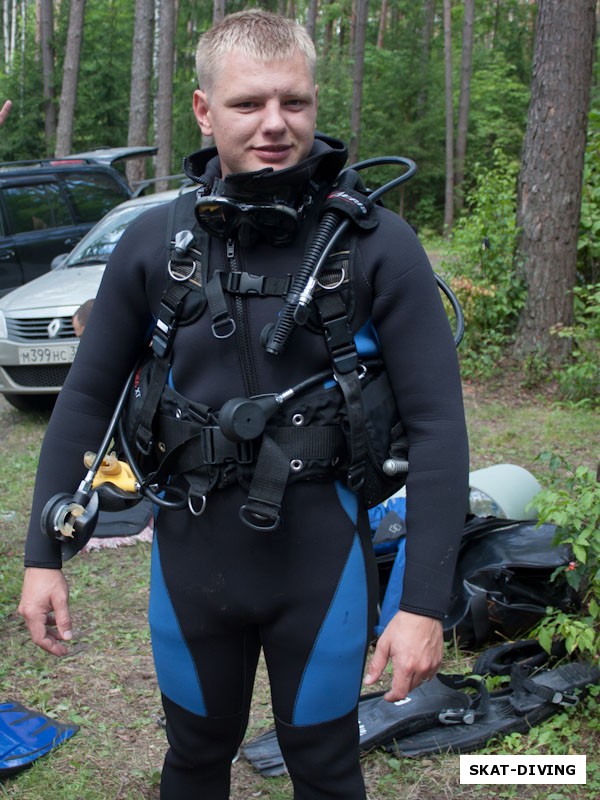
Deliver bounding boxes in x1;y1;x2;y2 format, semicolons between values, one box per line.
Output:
18;567;73;656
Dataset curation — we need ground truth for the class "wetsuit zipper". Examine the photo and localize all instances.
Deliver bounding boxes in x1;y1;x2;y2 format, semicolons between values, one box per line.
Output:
227;238;260;397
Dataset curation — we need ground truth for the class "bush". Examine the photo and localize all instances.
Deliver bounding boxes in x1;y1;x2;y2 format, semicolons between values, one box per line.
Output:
440;151;525;377
551;284;600;407
533;453;600;661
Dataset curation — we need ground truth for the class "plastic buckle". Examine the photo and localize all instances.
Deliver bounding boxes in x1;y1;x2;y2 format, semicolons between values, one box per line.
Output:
438;708;470;725
230;272;265;295
200;427;253;465
552;691;578;707
347;461;366;493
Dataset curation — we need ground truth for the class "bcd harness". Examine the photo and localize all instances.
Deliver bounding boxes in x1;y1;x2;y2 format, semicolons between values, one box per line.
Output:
41;157;463;555
118;176;410;531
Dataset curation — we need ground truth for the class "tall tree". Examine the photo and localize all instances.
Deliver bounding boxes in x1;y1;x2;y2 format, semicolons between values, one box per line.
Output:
55;0;86;157
514;0;597;362
454;0;474;212
155;0;177;186
306;0;318;42
126;0;155;186
349;0;367;162
39;0;56;154
443;0;454;231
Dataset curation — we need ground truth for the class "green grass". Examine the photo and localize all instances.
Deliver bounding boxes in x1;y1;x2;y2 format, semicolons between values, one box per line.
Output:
0;383;598;800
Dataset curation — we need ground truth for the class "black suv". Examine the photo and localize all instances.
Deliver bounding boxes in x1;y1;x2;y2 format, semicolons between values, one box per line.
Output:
0;146;156;297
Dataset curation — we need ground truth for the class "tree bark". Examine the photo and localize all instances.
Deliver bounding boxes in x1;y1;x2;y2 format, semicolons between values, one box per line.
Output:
349;0;368;163
39;0;56;154
126;0;154;187
514;0;597;362
416;0;436;117
377;0;389;49
454;0;474;212
306;0;318;43
55;0;86;157
155;0;177;188
443;0;454;232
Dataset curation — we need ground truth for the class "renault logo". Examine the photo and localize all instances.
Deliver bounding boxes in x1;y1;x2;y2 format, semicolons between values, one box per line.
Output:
47;318;63;338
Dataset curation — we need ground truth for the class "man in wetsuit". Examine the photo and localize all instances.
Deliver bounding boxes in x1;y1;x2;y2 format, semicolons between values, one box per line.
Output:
18;10;469;799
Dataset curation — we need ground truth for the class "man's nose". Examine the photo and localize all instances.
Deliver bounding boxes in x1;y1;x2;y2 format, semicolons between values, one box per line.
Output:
262;101;287;133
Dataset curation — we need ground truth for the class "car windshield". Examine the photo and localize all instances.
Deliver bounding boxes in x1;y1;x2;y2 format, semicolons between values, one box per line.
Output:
62;200;164;267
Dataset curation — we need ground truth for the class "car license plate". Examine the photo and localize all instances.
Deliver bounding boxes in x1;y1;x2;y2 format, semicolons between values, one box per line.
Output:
18;342;79;365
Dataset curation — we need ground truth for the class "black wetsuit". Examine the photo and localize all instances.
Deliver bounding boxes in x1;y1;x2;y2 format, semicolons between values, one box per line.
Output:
25;135;469;799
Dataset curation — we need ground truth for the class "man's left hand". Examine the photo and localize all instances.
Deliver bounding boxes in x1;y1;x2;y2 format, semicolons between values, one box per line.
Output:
363;610;443;702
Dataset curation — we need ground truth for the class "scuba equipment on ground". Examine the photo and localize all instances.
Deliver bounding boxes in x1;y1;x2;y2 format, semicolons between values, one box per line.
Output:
385;660;599;758
242;641;599;773
468;463;541;520
444;516;578;647
0;701;79;777
243;674;488;776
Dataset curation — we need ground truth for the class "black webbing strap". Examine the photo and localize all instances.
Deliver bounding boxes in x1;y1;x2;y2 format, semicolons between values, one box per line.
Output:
313;290;368;493
240;435;290;530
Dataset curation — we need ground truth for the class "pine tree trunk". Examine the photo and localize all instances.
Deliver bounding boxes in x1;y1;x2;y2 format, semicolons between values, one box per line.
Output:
55;0;86;158
514;0;596;363
443;0;454;232
349;0;368;163
155;0;177;189
39;0;56;154
455;0;474;212
126;0;154;187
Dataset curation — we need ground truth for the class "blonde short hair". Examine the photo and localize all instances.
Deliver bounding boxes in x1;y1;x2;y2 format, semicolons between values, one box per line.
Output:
196;9;316;94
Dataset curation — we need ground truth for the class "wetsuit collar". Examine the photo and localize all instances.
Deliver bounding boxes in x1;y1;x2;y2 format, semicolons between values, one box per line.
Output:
183;132;348;206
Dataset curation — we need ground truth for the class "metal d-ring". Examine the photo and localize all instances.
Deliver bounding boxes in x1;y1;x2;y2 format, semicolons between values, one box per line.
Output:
188;493;207;516
168;258;197;282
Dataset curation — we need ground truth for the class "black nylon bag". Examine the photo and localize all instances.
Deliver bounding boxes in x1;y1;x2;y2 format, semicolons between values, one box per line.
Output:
443;517;578;647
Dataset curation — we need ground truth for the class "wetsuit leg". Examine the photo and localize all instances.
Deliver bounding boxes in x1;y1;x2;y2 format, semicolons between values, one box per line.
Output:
149;481;377;800
263;483;378;799
148;507;262;800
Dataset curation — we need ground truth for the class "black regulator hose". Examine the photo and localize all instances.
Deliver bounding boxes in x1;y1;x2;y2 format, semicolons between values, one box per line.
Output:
263;168;359;356
262;157;417;356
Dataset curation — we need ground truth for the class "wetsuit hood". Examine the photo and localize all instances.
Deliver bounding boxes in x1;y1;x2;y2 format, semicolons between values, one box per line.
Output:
183;132;348;206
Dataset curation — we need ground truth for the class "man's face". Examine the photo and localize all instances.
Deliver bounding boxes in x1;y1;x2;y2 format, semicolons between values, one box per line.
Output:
193;49;318;176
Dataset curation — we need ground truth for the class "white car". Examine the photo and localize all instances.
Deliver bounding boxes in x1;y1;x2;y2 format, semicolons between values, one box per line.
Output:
0;188;190;411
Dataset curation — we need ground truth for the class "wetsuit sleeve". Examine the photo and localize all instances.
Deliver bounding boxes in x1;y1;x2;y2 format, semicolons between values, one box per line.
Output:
359;212;469;619
23;204;170;567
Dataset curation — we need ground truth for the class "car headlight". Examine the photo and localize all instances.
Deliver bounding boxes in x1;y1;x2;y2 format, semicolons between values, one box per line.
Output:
0;311;7;339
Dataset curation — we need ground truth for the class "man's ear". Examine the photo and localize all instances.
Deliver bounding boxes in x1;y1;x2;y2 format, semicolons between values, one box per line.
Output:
193;89;212;136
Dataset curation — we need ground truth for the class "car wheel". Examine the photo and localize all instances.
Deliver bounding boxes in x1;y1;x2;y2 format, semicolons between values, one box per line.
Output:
4;394;56;413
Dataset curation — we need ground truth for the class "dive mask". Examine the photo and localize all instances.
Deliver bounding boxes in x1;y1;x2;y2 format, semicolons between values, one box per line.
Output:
194;195;300;247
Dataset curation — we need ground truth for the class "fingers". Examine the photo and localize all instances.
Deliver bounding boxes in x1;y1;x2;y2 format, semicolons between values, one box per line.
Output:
364;611;444;702
18;567;72;657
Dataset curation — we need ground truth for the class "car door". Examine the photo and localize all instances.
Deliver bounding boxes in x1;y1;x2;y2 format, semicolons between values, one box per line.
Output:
0;177;86;295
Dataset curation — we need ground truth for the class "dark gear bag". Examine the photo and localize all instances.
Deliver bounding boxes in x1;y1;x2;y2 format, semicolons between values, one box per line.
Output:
443;516;578;647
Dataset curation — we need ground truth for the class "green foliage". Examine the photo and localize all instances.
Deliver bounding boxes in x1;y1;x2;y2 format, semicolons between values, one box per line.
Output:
578;110;600;283
550;284;600;407
440;151;525;377
533;453;600;661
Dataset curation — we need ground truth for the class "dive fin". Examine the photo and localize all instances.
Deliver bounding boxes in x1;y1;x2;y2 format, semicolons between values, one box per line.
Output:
0;701;79;777
242;674;487;777
387;661;599;757
472;637;567;677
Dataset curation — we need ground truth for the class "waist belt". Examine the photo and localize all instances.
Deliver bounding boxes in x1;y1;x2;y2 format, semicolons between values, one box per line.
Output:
148;414;347;529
